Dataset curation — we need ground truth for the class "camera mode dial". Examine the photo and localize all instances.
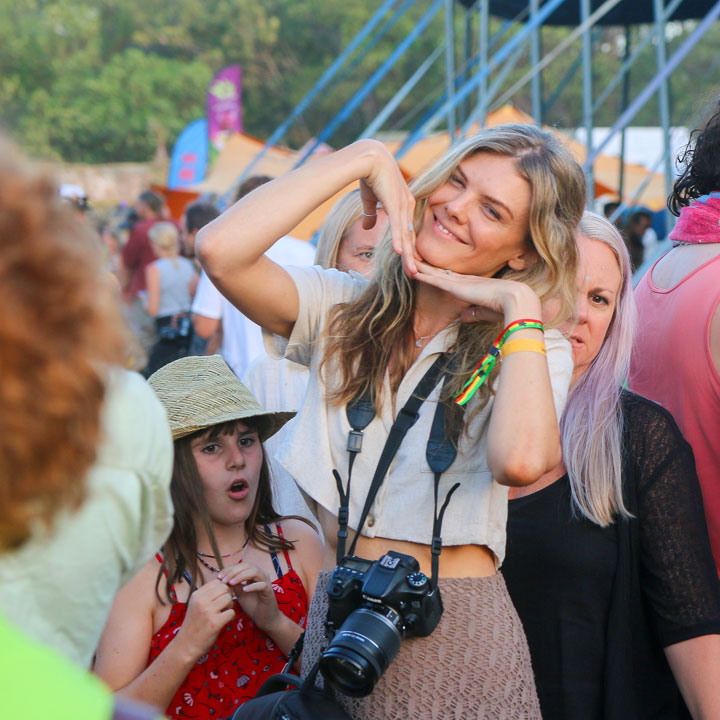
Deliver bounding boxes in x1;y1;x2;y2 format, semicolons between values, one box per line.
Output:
407;571;428;589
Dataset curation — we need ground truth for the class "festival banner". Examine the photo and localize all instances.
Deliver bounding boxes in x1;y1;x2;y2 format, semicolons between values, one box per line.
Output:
207;65;242;164
167;118;209;189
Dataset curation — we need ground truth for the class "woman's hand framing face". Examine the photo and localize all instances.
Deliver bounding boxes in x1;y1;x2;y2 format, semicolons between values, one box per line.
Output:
414;261;541;324
354;140;419;278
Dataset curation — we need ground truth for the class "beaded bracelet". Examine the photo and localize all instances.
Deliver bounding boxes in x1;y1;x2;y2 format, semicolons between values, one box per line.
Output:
454;319;544;406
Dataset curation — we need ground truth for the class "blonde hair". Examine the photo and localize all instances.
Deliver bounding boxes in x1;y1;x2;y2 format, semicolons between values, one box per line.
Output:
561;211;636;526
321;124;586;421
149;221;180;263
314;189;364;270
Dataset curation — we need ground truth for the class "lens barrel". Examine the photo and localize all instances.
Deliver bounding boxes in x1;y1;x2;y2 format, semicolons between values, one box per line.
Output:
319;607;402;697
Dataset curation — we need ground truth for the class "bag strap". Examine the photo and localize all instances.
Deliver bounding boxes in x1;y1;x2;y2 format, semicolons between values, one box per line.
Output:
279;631;305;675
254;634;321;698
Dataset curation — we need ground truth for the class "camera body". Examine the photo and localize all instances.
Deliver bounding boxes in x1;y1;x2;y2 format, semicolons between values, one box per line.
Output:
326;551;442;637
320;551;442;696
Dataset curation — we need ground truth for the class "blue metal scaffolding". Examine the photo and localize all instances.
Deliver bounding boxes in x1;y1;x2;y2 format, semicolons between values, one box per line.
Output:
239;0;720;229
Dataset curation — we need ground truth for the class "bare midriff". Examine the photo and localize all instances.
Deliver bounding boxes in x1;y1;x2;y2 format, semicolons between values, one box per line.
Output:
316;504;497;578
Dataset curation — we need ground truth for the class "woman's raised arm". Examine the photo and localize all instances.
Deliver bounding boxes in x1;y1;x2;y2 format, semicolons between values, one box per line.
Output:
414;262;563;485
195;140;415;339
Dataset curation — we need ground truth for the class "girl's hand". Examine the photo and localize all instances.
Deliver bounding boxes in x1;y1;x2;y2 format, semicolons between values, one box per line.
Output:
218;562;281;635
414;261;542;323
354;140;420;277
175;579;235;659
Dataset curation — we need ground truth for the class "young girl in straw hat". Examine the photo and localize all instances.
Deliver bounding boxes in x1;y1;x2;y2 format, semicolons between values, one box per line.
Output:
95;355;323;719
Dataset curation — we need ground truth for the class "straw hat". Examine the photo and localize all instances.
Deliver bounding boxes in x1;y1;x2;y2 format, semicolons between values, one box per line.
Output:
148;355;295;441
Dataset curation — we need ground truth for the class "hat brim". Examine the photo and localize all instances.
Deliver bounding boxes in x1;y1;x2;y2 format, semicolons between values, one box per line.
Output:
171;409;295;442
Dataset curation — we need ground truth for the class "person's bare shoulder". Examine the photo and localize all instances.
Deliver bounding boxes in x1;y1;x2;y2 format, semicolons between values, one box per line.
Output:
280;517;323;549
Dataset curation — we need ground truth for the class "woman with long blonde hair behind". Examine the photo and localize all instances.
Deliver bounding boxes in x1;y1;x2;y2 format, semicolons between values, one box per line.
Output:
197;127;586;718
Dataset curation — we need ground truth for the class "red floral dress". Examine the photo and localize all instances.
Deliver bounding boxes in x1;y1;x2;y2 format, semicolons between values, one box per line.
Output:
148;529;308;719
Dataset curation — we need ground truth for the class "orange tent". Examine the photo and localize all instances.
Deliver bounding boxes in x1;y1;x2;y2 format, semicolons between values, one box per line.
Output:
189;132;299;195
169;105;667;236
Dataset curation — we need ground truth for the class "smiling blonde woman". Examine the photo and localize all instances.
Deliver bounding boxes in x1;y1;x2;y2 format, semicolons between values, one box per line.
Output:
196;127;586;718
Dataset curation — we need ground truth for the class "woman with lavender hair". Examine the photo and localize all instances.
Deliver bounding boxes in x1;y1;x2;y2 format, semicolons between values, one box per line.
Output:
502;212;720;720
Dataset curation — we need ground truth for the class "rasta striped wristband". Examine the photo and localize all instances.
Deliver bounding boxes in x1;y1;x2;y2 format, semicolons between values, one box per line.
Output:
454;319;544;406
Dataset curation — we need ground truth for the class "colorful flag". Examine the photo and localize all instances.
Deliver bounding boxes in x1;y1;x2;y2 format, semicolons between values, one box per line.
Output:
207;65;242;164
167;118;209;189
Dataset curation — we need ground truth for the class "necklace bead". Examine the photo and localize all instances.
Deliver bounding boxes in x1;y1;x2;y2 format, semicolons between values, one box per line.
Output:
196;539;251;573
197;555;222;573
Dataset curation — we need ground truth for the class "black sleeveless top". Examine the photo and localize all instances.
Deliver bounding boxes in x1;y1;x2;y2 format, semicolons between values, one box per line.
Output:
503;391;720;720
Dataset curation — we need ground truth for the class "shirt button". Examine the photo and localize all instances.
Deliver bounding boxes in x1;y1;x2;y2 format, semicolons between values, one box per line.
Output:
367;516;375;527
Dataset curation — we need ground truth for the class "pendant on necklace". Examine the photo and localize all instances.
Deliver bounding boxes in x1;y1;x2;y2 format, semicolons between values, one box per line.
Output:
415;338;423;347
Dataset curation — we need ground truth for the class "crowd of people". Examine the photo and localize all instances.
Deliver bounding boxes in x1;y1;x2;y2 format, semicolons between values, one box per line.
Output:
2;99;720;720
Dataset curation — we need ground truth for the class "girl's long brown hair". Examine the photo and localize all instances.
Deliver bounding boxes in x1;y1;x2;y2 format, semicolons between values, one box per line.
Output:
157;420;314;602
320;125;586;427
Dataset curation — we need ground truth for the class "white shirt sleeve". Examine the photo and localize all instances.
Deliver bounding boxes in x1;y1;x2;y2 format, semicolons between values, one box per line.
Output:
262;265;366;367
544;328;574;420
191;270;223;319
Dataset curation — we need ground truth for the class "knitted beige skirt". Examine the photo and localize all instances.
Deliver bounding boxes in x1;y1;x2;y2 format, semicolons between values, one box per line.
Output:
302;571;541;720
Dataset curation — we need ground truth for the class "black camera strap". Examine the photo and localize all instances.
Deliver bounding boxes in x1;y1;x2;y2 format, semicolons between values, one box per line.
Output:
337;354;445;562
426;400;461;588
335;354;460;586
333;391;374;564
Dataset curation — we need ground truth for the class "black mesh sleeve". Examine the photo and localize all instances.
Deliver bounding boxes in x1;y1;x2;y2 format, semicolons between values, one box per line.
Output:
624;393;720;647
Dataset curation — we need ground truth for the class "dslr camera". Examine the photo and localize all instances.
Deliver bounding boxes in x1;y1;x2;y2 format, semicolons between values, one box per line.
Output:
320;551;442;697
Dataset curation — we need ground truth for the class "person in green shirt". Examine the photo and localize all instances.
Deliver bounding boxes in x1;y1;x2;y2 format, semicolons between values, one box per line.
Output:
0;136;167;720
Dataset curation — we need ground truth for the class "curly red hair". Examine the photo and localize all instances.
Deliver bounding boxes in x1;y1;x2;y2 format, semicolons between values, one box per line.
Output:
0;138;129;550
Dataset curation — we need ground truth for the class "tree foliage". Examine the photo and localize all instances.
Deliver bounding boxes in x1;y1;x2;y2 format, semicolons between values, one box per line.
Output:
2;0;719;163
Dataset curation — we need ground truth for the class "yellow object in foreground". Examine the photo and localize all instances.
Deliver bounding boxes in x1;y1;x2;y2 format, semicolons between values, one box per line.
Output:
0;612;112;720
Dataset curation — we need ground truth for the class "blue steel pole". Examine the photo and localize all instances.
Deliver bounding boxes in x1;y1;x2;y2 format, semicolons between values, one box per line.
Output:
444;0;456;138
592;0;683;113
653;0;674;213
585;0;720;168
360;45;444;139
396;0;569;159
295;0;444;168
581;0;594;204
477;0;489;126
531;0;542;123
237;0;402;184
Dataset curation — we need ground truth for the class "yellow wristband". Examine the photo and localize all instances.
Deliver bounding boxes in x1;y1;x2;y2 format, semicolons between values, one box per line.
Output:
500;338;547;359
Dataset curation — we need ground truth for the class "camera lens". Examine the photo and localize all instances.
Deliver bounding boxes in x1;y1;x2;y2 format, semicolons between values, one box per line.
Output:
320;607;402;697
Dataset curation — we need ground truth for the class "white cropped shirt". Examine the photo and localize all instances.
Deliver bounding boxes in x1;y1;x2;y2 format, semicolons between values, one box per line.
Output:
265;266;572;565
